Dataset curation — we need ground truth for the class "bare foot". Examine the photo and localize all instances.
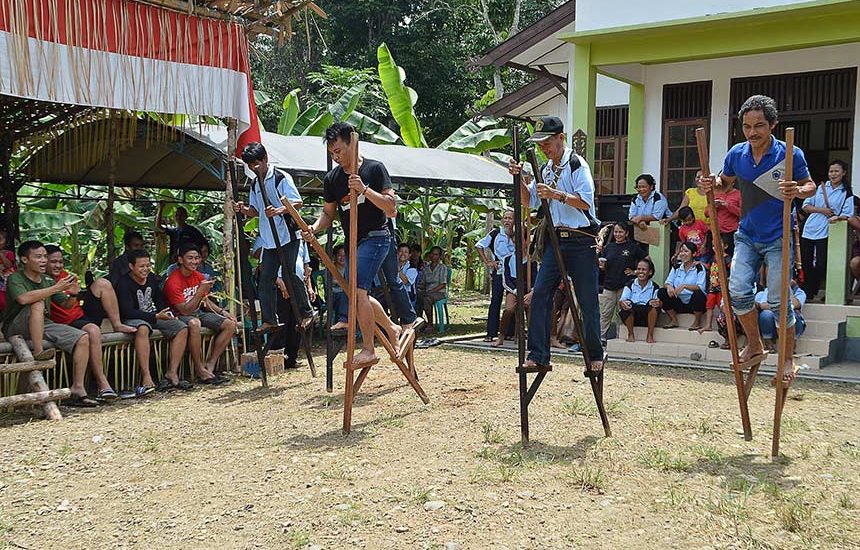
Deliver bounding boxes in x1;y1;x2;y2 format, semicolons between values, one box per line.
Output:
352;350;379;367
588;360;604;372
492;339;504;347
697;327;713;334
386;324;402;356
331;321;348;331
114;323;138;334
646;336;655;343
625;335;635;342
737;345;766;369
772;362;800;387
550;338;565;349
256;322;277;333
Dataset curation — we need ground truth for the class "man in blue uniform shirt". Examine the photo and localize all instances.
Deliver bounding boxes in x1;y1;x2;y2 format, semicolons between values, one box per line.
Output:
700;95;815;383
509;116;604;372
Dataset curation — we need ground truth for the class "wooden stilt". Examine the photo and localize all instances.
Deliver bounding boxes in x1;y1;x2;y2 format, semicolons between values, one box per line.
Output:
772;128;796;460
7;336;67;420
344;131;360;434
695;128;755;441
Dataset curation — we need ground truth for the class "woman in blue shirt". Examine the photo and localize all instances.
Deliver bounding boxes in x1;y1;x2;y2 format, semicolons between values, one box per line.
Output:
628;174;670;230
800;160;854;301
618;258;661;343
656;241;707;329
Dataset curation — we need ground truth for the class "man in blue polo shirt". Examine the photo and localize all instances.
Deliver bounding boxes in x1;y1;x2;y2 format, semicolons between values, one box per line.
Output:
700;95;816;382
476;208;516;342
509;116;604;372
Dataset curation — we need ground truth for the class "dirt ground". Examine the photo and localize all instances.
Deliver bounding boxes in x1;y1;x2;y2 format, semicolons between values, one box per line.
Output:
1;344;859;550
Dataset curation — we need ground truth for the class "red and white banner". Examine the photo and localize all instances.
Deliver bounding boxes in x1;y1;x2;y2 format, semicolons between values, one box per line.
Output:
0;0;261;153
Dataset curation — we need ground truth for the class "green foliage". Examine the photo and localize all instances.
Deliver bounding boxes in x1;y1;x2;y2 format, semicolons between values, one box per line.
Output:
277;88;302;135
377;42;427;148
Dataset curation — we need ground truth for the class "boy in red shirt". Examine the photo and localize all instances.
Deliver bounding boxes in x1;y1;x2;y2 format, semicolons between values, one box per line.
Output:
163;243;236;382
674;206;711;263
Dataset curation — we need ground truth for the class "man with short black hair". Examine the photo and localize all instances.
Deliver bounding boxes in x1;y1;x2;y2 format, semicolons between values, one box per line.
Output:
419;246;449;329
2;241;115;406
699;94;816;382
234;142;312;331
117;249;192;392
109;230;145;286
156;202;208;261
163;243;235;383
302;122;414;366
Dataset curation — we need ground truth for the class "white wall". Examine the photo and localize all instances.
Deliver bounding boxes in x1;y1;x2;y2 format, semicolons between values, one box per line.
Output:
640;44;860;188
597;75;629;107
576;0;813;32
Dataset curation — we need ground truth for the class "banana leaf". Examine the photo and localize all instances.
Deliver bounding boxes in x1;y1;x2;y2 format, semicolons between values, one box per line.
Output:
437;117;500;150
20;210;85;231
377;42;427;148
254;90;272;107
292;105;322;136
346;111;400;144
302;111;335;137
444;128;512;154
277;89;302;135
328;84;366;121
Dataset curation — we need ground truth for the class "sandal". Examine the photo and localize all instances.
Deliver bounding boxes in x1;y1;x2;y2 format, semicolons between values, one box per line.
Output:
483;336;495;342
96;388;118;401
197;376;229;385
708;340;719;349
663;323;679;329
156;378;176;392
135;386;156;398
175;380;194;391
64;394;99;408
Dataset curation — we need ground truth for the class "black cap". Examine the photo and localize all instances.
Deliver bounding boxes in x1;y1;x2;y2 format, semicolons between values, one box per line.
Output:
528;116;564;142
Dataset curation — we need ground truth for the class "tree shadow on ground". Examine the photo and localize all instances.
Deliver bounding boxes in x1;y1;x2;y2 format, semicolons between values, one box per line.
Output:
280;409;420;451
210;384;291;405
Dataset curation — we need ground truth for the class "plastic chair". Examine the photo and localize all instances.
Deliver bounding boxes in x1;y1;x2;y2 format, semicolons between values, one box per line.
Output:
433;266;452;334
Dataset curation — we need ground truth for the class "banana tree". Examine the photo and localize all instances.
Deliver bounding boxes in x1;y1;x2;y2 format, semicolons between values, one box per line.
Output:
377;42;428;148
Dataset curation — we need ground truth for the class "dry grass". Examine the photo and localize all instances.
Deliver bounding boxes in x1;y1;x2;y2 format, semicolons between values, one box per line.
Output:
0;343;858;549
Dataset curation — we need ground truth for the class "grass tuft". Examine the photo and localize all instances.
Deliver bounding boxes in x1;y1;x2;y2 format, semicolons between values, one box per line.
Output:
481;421;504;444
776;495;812;533
568;465;606;494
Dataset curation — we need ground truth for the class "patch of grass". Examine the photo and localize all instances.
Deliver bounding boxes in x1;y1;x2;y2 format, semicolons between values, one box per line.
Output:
781;416;810;433
285;529;309;549
759;481;784;501
666;482;687;508
336;505;364;527
141;431;159;453
840;441;860;459
776;495;812;533
697;418;716;436
798;444;812;460
738;526;776;550
605;392;631;416
691;444;725;465
498;464;519;482
561;397;591;417
320;468;352;481
839;493;854;510
56;442;74;458
639;448;690;473
711;481;753;529
647;411;668;436
409;487;434;505
568;465;606;494
18;455;39;467
481;421;504;444
319;395;337;408
467;466;490;485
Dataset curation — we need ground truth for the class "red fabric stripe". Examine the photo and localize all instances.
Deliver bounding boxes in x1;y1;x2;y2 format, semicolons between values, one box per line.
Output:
0;0;249;73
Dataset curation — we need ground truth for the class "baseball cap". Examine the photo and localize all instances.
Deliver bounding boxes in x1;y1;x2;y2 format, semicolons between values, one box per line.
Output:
528;116;564;142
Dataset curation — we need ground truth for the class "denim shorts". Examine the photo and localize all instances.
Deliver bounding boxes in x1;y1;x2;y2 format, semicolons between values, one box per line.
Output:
345;234;390;291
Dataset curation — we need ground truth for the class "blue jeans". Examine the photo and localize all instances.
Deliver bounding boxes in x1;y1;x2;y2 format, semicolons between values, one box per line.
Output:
759;309;806;339
486;272;504;338
345;234;416;325
528;234;603;365
730;230;795;328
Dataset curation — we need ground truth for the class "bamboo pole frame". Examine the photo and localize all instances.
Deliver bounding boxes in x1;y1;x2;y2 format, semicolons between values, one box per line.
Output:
344;131;361;433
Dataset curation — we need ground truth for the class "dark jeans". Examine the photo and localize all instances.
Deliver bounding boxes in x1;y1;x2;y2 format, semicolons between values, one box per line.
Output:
271;292;300;365
528;234;603;365
377;236;417;325
260;240;313;325
800;236;827;299
657;287;707;314
486;272;503;338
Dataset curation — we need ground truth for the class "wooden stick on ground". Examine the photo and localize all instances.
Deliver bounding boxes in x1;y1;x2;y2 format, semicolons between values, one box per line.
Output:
695;128;754;441
344;131;360;434
772;127;795;459
7;335;68;420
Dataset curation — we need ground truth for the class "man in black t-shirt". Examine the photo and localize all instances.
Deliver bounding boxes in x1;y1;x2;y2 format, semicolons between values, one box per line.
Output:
302;122;416;367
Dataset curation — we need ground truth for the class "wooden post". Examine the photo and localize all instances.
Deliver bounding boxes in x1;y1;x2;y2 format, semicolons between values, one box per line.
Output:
8;336;65;420
695;128;754;441
344;131;360;434
772;128;795;459
106;114;117;263
224;119;238;321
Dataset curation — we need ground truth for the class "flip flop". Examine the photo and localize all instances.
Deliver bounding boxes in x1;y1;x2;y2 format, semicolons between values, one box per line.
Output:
135;386;156;398
483;336;495;342
96;388;118;401
708;340;719;349
156;378;176;392
64;394;99;408
663;323;679;329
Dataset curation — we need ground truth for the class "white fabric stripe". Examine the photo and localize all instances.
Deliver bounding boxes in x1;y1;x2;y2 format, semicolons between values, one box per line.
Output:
0;30;250;134
751;159;786;200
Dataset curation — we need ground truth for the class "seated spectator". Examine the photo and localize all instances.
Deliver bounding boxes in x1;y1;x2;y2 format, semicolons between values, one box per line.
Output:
163;243;236;383
418;246;449;331
329;244;349;331
629;174;670;231
109;230;145;286
755;278;807;352
116;249;192;392
0;228;17;311
597;222;646;342
409;243;424;271
673;206;710;264
657;241;707;329
618;258;661;343
164;241;222;295
1;241;114;407
851;196;860;294
156;201;208;261
397;243;418;309
663;171;708;225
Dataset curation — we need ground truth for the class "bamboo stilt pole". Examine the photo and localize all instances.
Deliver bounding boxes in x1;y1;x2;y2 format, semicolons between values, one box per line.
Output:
772;128;795;459
695;128;754;441
344;131;359;434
